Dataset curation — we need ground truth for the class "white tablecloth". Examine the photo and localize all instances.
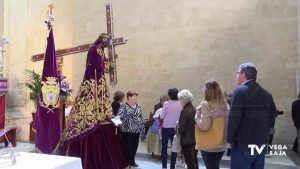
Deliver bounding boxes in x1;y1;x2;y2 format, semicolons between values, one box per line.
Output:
0;152;82;169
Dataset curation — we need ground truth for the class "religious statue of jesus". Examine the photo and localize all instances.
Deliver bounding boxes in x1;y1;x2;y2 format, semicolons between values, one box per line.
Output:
55;33;128;169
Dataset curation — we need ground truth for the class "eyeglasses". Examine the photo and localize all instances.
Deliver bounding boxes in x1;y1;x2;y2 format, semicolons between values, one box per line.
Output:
236;71;242;74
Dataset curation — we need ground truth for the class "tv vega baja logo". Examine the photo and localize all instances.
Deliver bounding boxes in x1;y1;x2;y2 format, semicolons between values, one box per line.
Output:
248;144;287;156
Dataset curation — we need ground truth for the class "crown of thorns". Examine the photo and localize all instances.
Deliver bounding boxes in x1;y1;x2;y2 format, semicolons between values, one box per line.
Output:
100;33;110;39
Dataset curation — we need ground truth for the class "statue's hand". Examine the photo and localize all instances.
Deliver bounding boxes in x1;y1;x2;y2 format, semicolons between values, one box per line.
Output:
104;62;110;73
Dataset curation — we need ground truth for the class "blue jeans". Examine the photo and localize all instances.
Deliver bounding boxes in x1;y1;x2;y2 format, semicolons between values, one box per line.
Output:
231;146;266;169
161;128;177;169
200;151;224;169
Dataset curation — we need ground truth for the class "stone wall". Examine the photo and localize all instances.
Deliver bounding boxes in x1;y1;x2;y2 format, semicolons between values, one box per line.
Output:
70;0;299;143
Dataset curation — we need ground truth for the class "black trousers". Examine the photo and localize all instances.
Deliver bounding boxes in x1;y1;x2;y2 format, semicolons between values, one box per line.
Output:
293;137;298;151
181;145;199;169
121;132;140;165
293;128;300;153
201;151;224;169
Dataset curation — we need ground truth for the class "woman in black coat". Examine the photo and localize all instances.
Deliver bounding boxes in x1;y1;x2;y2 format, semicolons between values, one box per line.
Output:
178;89;199;169
111;91;125;116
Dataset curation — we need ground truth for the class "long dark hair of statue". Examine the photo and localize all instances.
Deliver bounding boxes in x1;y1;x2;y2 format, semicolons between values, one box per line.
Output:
94;33;110;48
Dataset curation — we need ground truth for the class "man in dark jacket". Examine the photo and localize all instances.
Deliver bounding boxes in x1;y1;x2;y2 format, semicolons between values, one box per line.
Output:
292;93;300;154
227;63;277;169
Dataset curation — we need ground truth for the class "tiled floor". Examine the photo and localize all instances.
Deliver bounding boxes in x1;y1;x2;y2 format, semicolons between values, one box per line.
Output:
133;157;226;169
136;141;300;168
1;141;300;169
133;156;299;169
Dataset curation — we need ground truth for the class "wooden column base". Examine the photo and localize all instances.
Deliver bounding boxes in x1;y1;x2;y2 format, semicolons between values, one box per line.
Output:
29;122;35;142
0;128;17;147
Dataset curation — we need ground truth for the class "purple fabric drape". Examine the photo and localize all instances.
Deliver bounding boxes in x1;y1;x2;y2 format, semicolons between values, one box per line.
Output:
34;28;61;154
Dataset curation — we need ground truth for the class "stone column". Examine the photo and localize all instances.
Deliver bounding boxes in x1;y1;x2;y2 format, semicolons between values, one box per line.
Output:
0;0;4;77
0;0;3;36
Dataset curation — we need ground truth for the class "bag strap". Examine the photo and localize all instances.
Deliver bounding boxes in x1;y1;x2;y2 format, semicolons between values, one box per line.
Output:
203;104;213;130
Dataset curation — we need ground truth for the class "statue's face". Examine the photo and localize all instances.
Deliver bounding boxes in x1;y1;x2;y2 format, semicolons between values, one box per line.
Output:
100;36;110;48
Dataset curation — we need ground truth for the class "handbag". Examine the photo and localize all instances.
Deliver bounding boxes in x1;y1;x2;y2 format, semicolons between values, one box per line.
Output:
195;108;225;150
171;134;181;153
150;120;160;134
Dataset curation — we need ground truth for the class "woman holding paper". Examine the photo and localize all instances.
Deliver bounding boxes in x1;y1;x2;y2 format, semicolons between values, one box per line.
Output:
117;91;145;168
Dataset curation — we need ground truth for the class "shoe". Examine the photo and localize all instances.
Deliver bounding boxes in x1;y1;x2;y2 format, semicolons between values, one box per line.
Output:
151;152;155;158
130;162;139;167
175;163;185;168
265;154;272;158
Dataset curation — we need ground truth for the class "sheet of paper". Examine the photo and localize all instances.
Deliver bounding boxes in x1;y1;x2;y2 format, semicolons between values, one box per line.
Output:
111;116;122;126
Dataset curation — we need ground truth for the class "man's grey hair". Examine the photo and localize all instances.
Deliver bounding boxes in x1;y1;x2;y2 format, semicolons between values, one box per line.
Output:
239;62;257;80
178;89;193;104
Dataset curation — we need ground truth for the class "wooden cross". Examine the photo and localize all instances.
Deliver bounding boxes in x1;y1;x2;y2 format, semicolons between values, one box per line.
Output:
32;2;128;85
48;4;54;15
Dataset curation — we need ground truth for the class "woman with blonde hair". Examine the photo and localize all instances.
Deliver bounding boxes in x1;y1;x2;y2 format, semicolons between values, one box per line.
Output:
195;80;229;169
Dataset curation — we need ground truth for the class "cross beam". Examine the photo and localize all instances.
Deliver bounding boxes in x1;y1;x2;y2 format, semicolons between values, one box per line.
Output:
31;37;127;61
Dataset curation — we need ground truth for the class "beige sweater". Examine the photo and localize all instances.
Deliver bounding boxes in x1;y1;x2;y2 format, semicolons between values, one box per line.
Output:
195;101;229;152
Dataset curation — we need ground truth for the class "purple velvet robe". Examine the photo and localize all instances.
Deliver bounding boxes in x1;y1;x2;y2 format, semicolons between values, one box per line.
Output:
57;44;128;169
